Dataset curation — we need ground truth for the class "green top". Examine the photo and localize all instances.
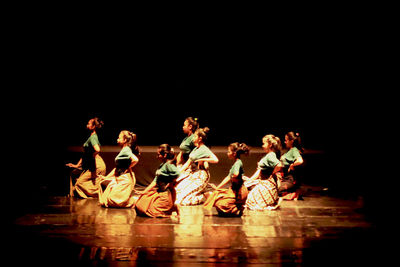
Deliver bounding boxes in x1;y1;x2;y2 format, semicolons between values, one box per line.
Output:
281;147;301;166
189;145;213;161
154;162;180;179
114;146;135;175
179;134;196;154
115;146;134;162
82;133;100;171
229;159;243;179
153;162;180;191
229;159;244;190
83;133;100;148
257;152;280;178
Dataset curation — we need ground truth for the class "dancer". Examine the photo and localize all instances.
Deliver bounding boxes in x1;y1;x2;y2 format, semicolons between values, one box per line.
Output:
175;127;219;205
244;134;283;210
135;144;180;217
204;142;250;216
279;132;304;200
176;117;199;166
66;117;106;198
98;130;139;208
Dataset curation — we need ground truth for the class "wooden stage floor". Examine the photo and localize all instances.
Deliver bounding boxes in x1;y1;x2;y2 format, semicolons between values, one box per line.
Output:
11;186;383;266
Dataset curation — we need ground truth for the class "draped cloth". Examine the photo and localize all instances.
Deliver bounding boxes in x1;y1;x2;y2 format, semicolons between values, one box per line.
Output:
244;151;282;210
135;187;177;217
203;185;248;216
72;155;106;198
98;171;136;208
245;177;279;210
175;169;209;206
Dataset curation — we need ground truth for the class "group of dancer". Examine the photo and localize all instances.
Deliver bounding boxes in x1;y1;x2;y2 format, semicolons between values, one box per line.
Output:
66;117;304;218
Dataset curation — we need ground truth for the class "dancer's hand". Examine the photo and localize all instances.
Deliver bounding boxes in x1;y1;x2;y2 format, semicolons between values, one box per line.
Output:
288;163;295;172
66;163;78;168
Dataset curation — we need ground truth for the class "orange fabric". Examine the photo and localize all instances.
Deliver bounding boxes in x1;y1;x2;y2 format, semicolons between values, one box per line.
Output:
204;185;248;216
135;188;176;217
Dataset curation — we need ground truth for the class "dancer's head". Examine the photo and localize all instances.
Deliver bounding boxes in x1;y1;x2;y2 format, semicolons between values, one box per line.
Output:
228;142;250;160
284;131;303;152
157;144;176;162
86;117;104;131
193;127;210;146
183;117;199;135
117;130;140;155
118;131;136;146
262;134;281;153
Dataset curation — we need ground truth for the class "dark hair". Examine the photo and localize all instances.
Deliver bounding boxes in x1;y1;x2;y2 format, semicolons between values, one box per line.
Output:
158;144;176;160
286;131;304;153
186;117;199;131
229;142;250;158
92;117;104;130
195;127;210;142
120;130;140;156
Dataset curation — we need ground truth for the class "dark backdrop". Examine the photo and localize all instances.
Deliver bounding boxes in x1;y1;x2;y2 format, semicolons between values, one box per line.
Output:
17;73;364;187
5;49;378;221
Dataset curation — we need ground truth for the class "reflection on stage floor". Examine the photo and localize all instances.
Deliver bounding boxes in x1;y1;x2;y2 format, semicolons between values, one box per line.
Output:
11;186;382;266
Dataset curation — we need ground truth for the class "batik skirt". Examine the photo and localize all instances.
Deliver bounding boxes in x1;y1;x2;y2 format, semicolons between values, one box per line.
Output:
245;176;279;210
175;169;209;206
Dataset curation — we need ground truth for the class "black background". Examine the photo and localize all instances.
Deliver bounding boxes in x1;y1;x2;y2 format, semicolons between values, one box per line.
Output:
4;18;384;223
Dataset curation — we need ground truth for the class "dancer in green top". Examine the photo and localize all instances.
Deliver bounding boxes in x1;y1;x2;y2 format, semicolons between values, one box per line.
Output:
66;117;106;198
279;131;304;200
244;134;283;210
175;127;219;205
98;130;139;207
135;144;180;217
177;117;199;166
204;142;250;216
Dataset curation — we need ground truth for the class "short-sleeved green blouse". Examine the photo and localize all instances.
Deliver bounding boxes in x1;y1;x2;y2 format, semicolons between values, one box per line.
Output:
84;133;100;148
82;133;101;171
115;146;134;162
153;162;180;191
281;147;301;167
257;152;280;178
229;159;244;179
229;159;244;189
179;134;195;155
114;146;135;174
189;145;213;161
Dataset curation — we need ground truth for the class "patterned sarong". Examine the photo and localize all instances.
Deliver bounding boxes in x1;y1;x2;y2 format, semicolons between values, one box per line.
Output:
175;169;209;205
245;177;279;210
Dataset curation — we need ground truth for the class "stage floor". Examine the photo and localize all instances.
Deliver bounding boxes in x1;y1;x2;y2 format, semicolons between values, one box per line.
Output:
11;186;381;266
